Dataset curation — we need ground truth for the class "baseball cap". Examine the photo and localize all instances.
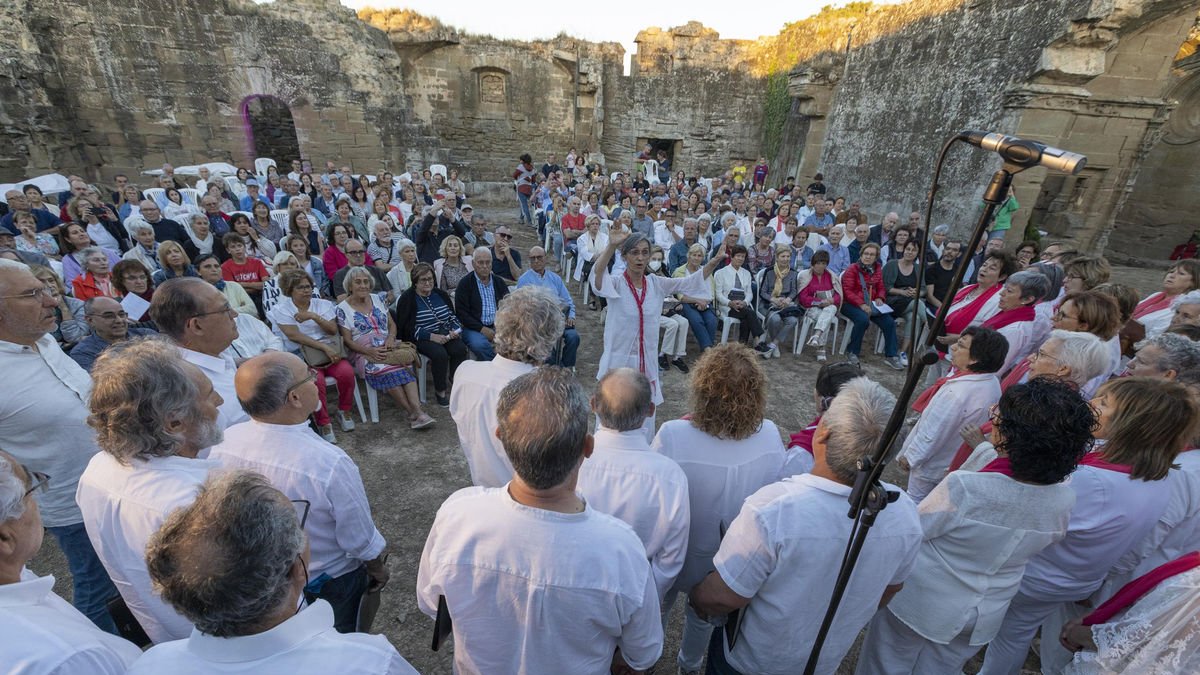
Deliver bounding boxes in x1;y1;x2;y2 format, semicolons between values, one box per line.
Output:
461;204;473;211
245;178;260;187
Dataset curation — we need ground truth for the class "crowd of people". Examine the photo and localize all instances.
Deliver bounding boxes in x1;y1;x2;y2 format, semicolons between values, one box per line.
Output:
2;152;1200;675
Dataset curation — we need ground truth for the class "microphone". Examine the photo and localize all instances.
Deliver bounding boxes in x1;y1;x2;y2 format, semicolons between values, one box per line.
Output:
958;130;1086;174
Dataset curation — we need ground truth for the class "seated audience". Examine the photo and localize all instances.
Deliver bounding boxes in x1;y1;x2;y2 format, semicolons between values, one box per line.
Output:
757;244;801;358
652;344;787;673
434;234;472;294
0;451;141;672
71;246;121;300
69;297;158;371
123;219;162;274
516;246;579;369
77;338;224;644
221;232;270;314
454;247;509;361
137;199;187;245
129;470;415;673
283;233;329;296
715;244;767;351
181;212;227;262
673;242;718;351
267;269;356;442
209;352;392;633
882;238;925;363
195;253;255;316
393;262;467;406
576;368;689;602
840;242;903;369
490;226;524;284
419;368;663;673
336;266;433;429
228;213;277;270
151;240;198;286
450;286;564;487
61;222;122;291
12;210;59;257
797;248;843;362
332;238;391;304
689;377;921;674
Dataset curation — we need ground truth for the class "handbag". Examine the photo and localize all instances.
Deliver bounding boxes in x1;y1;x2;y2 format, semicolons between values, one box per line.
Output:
380;341;418;366
300;334;346;368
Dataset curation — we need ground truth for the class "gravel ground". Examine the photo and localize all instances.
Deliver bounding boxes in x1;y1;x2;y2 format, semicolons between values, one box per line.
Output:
32;220;1158;673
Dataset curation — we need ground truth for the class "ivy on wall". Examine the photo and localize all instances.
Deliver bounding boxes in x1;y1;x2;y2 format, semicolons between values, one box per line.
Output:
763;72;790;161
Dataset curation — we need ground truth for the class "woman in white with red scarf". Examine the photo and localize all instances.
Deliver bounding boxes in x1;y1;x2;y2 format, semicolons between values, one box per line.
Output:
590;230;724;439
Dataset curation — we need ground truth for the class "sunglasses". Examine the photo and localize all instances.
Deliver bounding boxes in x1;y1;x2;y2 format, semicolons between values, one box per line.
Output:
497;232;513;240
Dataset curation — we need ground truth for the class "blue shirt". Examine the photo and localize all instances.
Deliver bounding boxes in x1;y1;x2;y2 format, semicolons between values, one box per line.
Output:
791;245;814;271
476;275;497;326
239;193;271;211
803;213;835;231
517;269;575;319
822;243;851;275
68;328;158;372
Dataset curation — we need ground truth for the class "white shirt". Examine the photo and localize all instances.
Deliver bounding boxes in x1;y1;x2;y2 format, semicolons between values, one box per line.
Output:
0;335;98;527
997;318;1038;376
76;452;217;644
417;487;663;673
268;297;338;352
0;569;141;674
88;221;122;253
713;474;922;674
653;220;683;250
577;427;691;600
223;314;283;361
128;600;416;675
713;264;754;318
651;419;787;593
179;346;248;430
208;420;386;579
888;470;1075;645
591;270;712;405
573;230;609;281
449;356;535;488
1021;464;1171;601
900;372;1000;476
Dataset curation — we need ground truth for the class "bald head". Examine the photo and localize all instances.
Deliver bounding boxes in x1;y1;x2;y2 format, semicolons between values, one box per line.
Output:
235;351;311;423
592;368;654;432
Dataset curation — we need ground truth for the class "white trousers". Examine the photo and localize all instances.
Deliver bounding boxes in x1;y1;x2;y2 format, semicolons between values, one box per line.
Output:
660;314;689;357
809;304;838;334
855;607;982;675
662;589;713;673
978;590;1065;675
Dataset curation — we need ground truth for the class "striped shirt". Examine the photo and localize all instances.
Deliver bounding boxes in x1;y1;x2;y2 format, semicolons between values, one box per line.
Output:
414;292;461;340
477;276;497;326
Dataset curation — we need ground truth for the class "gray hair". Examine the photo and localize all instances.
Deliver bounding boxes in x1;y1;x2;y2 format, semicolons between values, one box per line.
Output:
87;338;209;464
594;368;652;432
272;251;299;270
496;367;590;490
1027;262;1064;298
720;212;737;227
79;245;106;262
146;470;304;637
237;360;295;418
127;219;154;237
1141;333;1200;374
341;265;376;295
494;286;565;364
1005;270;1051;303
1043;329;1112;387
820;377;896;483
1174;290;1200;309
619;232;650;258
932;224;950;236
149;277;211;340
0;457;26;524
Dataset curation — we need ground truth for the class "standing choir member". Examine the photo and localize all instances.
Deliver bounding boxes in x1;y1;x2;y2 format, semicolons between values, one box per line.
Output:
984;270;1050;376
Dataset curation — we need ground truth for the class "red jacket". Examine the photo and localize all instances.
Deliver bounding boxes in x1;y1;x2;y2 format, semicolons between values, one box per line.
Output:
841;261;885;308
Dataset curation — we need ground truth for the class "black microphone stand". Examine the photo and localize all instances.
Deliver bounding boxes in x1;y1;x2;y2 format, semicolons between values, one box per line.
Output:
801;142;1037;675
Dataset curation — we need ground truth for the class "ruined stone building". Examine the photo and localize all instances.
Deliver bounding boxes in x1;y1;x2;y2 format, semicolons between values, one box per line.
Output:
2;0;1198;260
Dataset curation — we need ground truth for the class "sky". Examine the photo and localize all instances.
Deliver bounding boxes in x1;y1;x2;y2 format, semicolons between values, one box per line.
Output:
338;0;893;70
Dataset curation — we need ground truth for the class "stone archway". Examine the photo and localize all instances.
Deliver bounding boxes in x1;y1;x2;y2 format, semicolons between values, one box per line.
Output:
241;95;301;166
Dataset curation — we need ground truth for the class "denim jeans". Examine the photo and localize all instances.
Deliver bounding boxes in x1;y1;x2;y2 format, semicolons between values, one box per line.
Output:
682;304;718;350
461;328;496;361
46;522;120;635
548;328;580;368
517;191;533;225
706;629;745;674
841;303;899;357
306;565;369;633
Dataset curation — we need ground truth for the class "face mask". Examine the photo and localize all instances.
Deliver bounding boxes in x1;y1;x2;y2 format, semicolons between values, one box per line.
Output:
648;260;662;272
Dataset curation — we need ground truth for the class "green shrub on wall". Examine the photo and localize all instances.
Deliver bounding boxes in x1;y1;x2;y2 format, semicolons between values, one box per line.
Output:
763;72;790;160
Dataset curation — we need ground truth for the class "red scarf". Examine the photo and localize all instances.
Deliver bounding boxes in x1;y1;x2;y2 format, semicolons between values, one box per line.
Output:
978;455;1014;476
948;420;994;471
944;284;1001;337
1079;451;1133;475
623;271;648;377
983;305;1035;331
911;371;971;414
1133;292;1173;321
788;415;821;454
1083;551;1200;625
1001;360;1031;392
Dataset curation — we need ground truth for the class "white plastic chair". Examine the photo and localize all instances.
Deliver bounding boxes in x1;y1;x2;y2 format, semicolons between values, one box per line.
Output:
325;376;367;425
254;158;277;178
225;177;247;200
143;187;166;208
429;164;448;179
179;188;200;206
793;311;849;356
416;354;430;403
269;209;290;232
359;376;380;424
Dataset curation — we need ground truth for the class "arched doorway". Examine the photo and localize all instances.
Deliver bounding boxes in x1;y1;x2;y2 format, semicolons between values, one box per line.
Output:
241;95;301;166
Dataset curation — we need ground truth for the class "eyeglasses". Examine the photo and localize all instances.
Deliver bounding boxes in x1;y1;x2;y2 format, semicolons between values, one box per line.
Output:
291;499;311;529
191;303;235;319
1052;310;1078;321
346;249;366;255
89;311;129;320
0;287;53;302
286;368;318;397
528;255;545;260
497;232;513;240
22;465;49;498
1030;348;1061;363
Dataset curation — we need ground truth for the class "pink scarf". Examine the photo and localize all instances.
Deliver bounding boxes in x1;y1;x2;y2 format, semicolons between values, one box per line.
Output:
978;456;1013;476
944;284;1002;338
788;415;821;455
911;371;971;414
1133;292;1173;321
1083;551;1200;625
1001;360;1031;392
1079;452;1133;475
983;305;1035;331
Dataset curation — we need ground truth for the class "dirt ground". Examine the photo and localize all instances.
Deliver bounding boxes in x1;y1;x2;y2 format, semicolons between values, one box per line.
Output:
31;219;1163;673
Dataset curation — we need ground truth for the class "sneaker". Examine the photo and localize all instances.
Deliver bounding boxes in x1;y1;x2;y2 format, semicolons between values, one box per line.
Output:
337;410;355;432
771;343;781;358
885;356;905;370
900;351;909;367
410;414;435;430
816;349;827;362
672;357;690;373
753;342;772;353
436;392;450;407
807;331;823;347
318;424;336;443
759;346;773;359
659;354;670;370
846;353;860;366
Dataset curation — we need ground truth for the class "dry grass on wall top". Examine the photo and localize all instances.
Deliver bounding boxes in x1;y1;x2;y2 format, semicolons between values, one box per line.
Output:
357;7;446;33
